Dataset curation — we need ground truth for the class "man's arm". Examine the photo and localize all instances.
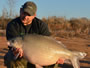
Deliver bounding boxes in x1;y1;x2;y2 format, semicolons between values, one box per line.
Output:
6;21;20;51
6;22;24;59
39;21;51;36
6;22;19;40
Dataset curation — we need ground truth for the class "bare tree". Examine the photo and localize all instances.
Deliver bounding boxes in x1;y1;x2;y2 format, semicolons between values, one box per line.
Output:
7;0;17;18
0;7;8;29
2;7;8;19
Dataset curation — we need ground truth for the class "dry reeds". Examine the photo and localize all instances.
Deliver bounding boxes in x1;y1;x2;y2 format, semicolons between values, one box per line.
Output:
42;16;90;38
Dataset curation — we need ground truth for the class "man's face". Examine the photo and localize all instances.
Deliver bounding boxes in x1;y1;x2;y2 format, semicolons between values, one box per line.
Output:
20;9;36;26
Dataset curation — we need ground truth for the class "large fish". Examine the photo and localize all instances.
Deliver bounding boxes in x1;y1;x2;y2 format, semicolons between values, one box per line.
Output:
8;34;87;68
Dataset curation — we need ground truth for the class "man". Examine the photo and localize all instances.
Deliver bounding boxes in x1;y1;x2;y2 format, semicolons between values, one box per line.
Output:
4;1;64;68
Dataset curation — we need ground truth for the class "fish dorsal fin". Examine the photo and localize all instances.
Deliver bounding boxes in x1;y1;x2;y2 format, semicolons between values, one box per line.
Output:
56;40;66;48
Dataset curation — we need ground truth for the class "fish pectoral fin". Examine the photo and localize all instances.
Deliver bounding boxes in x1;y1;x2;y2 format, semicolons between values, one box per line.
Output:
35;64;43;68
70;56;80;68
64;59;71;64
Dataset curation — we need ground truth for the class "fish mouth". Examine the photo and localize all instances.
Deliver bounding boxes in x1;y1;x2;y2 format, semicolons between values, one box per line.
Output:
7;41;16;48
7;41;10;46
7;41;13;47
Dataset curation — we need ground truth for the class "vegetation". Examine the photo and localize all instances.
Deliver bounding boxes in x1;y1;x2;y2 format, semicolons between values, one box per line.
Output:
42;16;90;38
0;16;90;38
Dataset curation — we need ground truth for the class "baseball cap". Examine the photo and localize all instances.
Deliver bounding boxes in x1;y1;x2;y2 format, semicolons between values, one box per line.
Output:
22;1;37;16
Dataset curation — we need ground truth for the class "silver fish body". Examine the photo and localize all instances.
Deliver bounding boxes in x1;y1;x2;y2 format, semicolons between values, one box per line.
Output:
8;34;87;68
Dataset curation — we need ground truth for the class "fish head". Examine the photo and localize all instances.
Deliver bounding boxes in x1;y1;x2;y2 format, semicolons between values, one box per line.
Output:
7;37;23;49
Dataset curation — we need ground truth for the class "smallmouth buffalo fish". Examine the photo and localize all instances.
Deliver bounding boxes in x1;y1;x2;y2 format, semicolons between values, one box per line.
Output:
8;34;87;68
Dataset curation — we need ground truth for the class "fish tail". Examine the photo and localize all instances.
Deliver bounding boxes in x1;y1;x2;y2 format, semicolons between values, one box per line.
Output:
70;51;87;68
72;51;87;59
70;56;80;68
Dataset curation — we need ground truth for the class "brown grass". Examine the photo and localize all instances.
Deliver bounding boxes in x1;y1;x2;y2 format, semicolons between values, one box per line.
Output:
42;16;90;39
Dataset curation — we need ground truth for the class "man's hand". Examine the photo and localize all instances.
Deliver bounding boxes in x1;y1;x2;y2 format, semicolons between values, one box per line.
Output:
7;42;23;58
13;48;23;58
56;58;65;64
